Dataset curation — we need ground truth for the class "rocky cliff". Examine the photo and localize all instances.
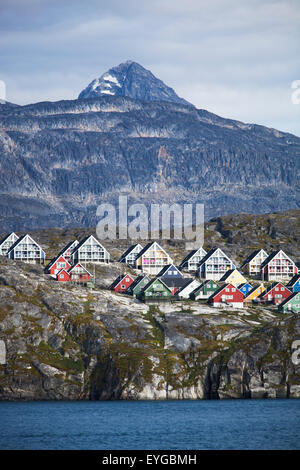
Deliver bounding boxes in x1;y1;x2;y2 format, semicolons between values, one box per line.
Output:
1;256;299;401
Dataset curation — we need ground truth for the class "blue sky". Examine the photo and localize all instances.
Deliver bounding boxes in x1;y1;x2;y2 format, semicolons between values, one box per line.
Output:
1;0;300;135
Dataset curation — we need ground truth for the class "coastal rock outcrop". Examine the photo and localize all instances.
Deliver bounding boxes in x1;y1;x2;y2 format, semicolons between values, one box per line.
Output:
0;257;299;401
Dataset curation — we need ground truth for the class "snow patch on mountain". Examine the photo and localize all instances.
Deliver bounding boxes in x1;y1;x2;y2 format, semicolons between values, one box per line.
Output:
78;60;191;106
103;73;121;86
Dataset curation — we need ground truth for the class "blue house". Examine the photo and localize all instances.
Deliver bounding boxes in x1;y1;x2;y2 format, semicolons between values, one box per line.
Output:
238;282;253;296
156;264;183;280
286;274;300;293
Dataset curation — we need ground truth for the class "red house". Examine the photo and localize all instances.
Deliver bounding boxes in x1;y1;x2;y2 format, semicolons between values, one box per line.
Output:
208;283;244;308
68;263;92;283
258;282;292;305
56;269;71;282
46;255;71;277
110;273;134;293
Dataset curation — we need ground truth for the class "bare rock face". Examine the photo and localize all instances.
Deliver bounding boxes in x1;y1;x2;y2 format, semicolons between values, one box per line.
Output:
0;257;299;401
0;340;6;364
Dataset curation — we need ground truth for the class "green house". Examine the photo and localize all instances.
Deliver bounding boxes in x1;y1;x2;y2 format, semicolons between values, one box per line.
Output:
190;280;220;300
278;292;300;313
138;278;173;301
125;275;150;296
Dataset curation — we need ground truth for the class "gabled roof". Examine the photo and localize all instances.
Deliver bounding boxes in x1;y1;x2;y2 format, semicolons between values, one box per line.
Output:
119;244;143;262
8;234;26;253
191;279;219;295
198;247;233;267
0;232;19;247
179;247;207;267
56;268;70;278
244;284;264;300
71;235;108;254
68;263;92;276
179;250;197;267
141;277;172;294
126;275;149;291
177;278;199;293
57;240;79;258
261;250;295;268
45;254;70;271
219;268;245;282
238;282;252;289
161;277;191;289
157;264;183;278
110;273;133;289
135;241;171;260
240;249;268;268
278;291;300;307
207;283;237;300
190;283;204;296
259;282;291;298
7;234;45;255
286;274;300;287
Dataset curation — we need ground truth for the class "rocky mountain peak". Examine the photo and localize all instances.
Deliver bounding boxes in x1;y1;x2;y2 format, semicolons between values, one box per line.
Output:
78;60;191;105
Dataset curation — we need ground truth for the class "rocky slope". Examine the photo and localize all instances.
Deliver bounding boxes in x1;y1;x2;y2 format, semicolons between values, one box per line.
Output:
0;256;299;401
0;63;299;232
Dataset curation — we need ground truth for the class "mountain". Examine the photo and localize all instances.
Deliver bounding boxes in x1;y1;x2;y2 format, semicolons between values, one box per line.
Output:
0;62;299;232
78;60;191;105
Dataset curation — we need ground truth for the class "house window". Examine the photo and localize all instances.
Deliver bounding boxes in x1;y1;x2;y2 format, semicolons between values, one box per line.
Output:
60;274;64;279
281;287;285;291
126;278;130;282
121;284;126;289
232;288;236;292
226;288;229;292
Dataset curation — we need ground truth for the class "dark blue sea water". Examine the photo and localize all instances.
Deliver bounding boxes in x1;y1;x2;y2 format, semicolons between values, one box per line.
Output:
0;399;299;450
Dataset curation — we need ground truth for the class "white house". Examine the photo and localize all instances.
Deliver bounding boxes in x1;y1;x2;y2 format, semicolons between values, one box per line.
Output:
178;247;207;272
177;279;201;299
198;248;235;281
71;235;110;264
119;244;143;266
0;232;19;256
7;234;45;264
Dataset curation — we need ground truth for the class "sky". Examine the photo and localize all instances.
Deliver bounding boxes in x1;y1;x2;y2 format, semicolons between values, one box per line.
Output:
1;0;300;136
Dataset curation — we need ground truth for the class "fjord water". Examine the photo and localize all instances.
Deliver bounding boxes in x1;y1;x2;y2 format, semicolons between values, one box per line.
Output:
0;399;299;450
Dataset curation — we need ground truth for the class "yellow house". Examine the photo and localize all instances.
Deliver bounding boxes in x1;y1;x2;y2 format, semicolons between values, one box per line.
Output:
135;241;173;275
219;269;247;287
244;284;265;302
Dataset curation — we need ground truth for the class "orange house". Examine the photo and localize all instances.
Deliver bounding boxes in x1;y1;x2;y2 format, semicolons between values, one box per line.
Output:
244;284;265;303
